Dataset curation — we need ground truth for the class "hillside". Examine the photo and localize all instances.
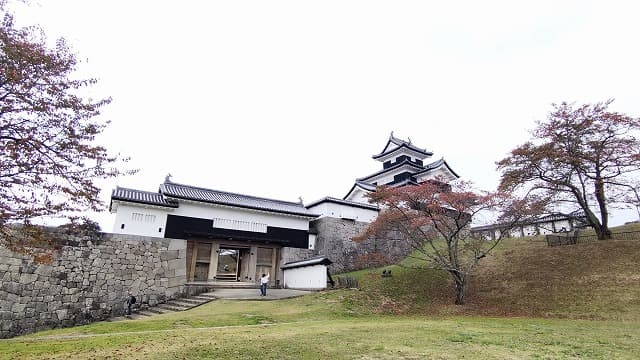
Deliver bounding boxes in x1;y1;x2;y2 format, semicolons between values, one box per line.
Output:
340;230;640;321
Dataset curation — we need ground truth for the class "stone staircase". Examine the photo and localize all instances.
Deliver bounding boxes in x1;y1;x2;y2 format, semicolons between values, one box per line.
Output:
127;292;217;319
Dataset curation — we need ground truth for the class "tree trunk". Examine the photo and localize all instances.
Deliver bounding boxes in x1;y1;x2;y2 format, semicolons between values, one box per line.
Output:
452;272;467;305
595;225;612;241
594;173;612;240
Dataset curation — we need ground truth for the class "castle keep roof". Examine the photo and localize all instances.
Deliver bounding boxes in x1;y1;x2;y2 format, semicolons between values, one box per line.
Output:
344;133;459;202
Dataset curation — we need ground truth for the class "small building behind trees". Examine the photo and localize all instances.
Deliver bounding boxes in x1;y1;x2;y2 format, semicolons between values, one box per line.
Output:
471;211;589;240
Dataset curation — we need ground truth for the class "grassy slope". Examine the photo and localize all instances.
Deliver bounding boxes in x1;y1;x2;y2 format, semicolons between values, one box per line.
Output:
340;226;640;321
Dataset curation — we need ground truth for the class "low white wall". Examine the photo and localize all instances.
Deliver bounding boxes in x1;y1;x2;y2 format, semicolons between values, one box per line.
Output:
283;264;327;290
308;202;378;222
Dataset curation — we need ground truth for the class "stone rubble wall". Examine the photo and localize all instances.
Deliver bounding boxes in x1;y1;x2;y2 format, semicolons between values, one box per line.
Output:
0;233;187;339
310;217;413;274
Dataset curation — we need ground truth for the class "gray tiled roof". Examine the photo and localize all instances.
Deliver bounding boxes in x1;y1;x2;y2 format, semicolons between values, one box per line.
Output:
159;182;318;217
111;187;179;208
281;256;332;269
413;158;460;178
357;158;425;182
372;134;433;159
305;196;380;211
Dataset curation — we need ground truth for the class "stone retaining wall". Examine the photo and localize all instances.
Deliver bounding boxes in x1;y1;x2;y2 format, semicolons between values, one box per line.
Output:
311;217;412;273
0;233;187;338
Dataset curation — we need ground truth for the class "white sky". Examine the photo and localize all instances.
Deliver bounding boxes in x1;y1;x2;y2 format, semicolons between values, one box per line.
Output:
12;0;640;229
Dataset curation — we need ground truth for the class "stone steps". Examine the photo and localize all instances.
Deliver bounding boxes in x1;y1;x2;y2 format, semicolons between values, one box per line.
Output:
122;292;218;320
136;310;158;317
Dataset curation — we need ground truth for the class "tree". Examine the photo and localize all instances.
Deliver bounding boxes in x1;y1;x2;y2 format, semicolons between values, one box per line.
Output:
0;5;134;250
354;180;535;305
497;100;640;240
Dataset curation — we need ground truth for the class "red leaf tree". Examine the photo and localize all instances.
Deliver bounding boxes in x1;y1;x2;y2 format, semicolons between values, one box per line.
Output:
497;100;640;240
354;179;537;305
0;5;135;249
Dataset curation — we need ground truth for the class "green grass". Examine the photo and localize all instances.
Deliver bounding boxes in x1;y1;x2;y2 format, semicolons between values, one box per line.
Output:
3;224;640;359
2;315;639;359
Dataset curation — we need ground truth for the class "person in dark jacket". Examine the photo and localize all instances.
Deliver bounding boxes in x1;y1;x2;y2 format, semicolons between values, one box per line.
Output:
126;292;136;315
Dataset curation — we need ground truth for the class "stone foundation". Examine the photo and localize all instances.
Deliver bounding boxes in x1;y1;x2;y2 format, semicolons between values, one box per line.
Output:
0;233;187;338
310;217;412;273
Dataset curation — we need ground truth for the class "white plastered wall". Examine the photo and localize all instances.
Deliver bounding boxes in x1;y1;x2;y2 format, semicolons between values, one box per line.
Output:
171;202;311;230
415;167;457;183
345;188;371;204
111;203;171;237
307;202;378;222
283;264;327;290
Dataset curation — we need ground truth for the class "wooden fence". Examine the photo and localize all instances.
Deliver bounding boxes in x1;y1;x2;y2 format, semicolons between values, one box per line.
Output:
546;231;640;246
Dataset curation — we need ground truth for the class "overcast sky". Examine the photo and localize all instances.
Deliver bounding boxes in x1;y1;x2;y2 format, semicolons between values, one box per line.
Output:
12;1;640;229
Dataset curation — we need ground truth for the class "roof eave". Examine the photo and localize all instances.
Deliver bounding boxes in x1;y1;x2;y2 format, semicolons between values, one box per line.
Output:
306;197;380;211
164;194;319;218
110;197;179;209
372;143;433;160
357;160;425;182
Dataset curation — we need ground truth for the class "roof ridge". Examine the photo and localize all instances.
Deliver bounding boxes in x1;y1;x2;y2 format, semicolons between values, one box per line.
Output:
114;186;161;194
306;196;379;208
162;182;304;206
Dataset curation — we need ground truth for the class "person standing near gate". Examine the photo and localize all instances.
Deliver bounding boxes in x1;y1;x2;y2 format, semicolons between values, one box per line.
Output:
260;272;270;296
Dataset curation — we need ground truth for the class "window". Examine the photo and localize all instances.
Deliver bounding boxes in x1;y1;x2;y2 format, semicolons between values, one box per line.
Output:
131;212;156;223
213;218;267;233
131;213;144;222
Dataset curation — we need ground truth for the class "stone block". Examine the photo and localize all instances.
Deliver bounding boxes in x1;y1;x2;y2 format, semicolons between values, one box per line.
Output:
34;265;53;277
160;250;179;261
55;309;68;320
167;277;185;288
2;257;23;266
19;273;38;284
35;302;48;313
25;308;36;318
92;258;105;268
174;267;186;277
11;303;26;313
168;239;186;251
1;321;12;331
2;282;22;295
167;258;183;270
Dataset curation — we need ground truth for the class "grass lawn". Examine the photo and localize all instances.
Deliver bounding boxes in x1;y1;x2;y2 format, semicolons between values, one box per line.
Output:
2;290;640;359
2;307;639;359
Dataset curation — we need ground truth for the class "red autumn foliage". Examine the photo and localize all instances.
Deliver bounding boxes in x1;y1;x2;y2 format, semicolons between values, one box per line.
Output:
0;5;135;252
497;100;640;240
354;179;539;305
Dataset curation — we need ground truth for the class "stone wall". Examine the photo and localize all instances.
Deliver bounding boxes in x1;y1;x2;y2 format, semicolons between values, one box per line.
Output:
0;233;187;338
311;217;413;273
